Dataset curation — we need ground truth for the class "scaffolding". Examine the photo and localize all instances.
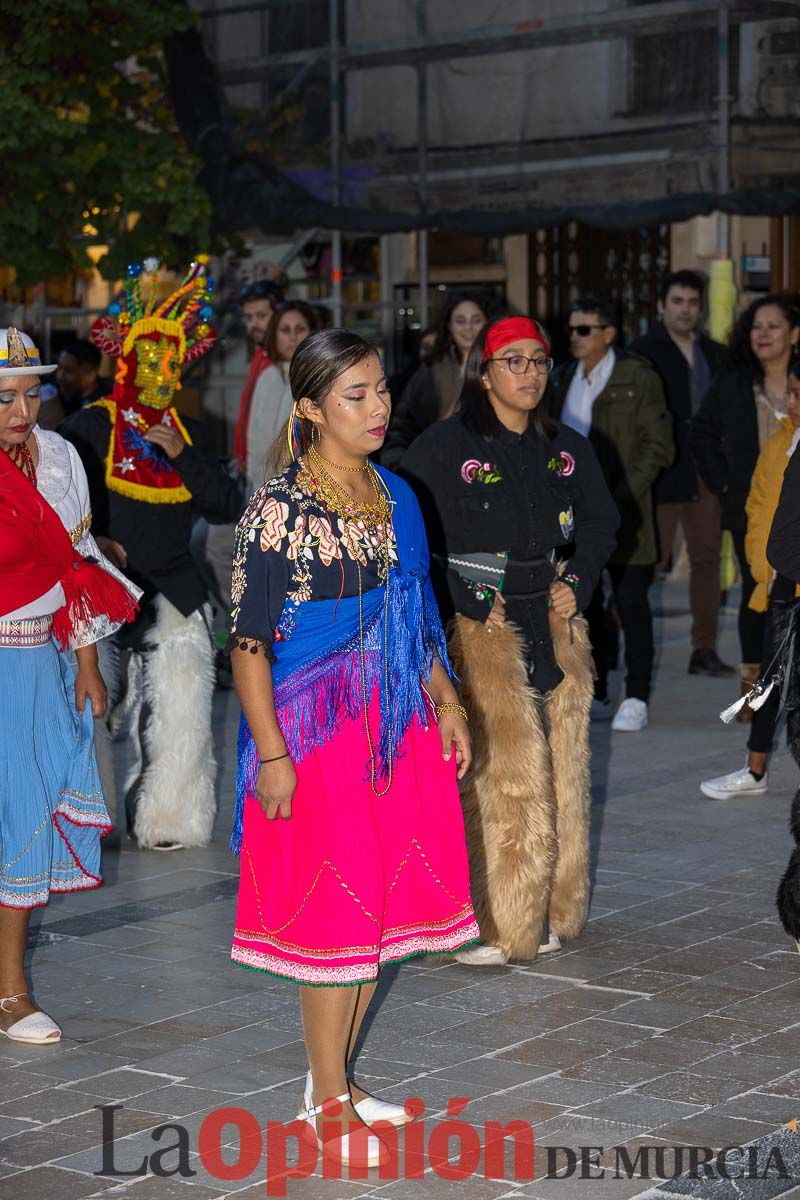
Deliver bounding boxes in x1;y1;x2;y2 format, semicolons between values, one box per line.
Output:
194;0;800;338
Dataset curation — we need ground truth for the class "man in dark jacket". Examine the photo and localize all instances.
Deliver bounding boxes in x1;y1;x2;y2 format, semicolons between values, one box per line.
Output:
37;340;112;430
548;296;673;732
630;270;730;677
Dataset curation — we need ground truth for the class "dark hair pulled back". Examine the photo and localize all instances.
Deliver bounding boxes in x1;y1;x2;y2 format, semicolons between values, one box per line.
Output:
267;329;378;474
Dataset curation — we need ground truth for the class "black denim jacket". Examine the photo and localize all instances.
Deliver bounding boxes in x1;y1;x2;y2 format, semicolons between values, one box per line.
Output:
401;411;618;692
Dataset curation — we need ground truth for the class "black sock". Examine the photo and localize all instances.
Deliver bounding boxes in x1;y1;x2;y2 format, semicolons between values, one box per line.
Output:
749;769;765;781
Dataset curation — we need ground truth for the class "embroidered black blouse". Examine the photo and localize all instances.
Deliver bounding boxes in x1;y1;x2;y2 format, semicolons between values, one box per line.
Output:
400;412;619;693
229;460;398;656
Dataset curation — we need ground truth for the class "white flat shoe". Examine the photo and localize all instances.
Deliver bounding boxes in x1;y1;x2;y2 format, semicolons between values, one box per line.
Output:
300;1071;412;1128
454;944;508;966
299;1089;387;1168
537;933;562;955
0;994;61;1044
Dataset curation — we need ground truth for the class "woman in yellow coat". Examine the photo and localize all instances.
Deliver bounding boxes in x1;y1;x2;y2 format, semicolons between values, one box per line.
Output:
701;365;800;800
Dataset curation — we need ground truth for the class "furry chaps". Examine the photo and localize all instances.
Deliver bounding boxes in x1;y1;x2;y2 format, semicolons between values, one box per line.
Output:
449;610;593;960
128;595;218;848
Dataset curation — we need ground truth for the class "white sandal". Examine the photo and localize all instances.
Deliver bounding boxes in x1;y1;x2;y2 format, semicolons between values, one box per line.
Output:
299;1070;413;1128
299;1089;387;1168
0;993;61;1044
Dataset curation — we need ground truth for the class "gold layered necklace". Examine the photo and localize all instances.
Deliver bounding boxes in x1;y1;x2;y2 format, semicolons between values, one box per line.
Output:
306;443;391;527
312;445;370;474
304;444;394;795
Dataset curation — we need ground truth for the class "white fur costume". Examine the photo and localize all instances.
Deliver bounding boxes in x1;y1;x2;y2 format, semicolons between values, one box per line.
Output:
122;595;217;848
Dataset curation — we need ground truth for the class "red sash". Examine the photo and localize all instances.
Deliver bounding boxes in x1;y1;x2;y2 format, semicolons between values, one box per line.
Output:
233;348;271;470
0;451;138;648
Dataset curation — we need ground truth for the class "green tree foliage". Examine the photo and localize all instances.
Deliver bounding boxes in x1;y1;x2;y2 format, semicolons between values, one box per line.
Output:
0;0;212;283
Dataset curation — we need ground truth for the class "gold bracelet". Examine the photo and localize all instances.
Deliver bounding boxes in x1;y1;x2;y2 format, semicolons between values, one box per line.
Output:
436;702;468;723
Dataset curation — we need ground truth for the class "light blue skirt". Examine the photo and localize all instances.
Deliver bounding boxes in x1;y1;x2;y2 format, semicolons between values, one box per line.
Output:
0;642;110;909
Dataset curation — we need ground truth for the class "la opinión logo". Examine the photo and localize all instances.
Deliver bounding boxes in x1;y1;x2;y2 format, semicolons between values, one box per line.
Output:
96;1097;534;1195
95;1101;793;1195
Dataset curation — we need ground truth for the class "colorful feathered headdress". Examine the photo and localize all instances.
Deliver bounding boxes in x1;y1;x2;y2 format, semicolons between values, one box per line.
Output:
88;255;217;504
91;255;217;410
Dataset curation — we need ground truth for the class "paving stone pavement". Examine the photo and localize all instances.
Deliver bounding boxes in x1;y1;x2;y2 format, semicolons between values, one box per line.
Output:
3;582;800;1199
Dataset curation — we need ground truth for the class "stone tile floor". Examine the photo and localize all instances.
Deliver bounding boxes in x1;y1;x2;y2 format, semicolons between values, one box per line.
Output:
3;582;800;1199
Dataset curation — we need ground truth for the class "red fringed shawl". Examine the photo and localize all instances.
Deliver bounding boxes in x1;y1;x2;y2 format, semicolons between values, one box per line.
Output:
0;451;139;648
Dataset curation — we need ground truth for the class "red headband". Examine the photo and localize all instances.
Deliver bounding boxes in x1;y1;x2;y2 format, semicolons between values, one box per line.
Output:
483;316;549;361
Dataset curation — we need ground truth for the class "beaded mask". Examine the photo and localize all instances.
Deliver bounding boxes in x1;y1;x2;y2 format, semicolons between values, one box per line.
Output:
89;256;217;504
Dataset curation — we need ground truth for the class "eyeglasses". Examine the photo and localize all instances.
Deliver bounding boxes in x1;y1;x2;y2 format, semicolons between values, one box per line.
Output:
487;354;554;375
569;324;608;337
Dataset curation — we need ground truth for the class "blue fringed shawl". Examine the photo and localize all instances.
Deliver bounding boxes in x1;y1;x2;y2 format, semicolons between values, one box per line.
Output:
230;466;454;853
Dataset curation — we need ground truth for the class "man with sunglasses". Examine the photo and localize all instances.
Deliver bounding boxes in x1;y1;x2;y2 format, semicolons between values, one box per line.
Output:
548;296;673;732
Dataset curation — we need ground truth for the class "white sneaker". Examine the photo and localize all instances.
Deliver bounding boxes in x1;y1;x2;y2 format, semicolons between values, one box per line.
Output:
611;698;648;732
590;698;612;722
700;764;768;800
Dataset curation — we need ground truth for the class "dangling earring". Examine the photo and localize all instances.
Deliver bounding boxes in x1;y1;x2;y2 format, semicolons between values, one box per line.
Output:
311;424;320;448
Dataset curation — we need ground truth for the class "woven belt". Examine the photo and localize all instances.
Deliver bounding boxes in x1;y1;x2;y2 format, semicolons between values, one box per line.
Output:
0;615;53;647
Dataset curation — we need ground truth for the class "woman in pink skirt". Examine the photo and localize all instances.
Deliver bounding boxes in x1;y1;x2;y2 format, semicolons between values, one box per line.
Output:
228;329;479;1163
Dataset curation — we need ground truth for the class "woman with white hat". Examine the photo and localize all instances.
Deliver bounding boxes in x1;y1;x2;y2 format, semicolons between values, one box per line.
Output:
0;328;139;1044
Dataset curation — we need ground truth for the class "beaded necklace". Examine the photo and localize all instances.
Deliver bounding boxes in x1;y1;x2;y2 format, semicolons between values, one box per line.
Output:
4;440;37;488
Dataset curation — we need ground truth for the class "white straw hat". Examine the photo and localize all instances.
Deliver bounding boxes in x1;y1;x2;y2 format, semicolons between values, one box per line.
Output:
0;328;57;376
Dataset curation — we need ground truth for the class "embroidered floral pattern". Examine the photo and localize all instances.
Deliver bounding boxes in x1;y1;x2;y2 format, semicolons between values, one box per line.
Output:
461;458;503;485
230;466;399;641
559;506;575;541
310;514;341;566
259;496;289;552
462;577;496;604
547;450;576;479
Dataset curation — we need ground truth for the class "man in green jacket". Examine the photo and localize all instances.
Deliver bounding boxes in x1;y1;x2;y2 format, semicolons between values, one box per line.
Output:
548;296;674;732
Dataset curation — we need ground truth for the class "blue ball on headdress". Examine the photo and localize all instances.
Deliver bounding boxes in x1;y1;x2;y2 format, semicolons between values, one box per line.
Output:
127;263;142;278
205;276;215;290
200;305;213;320
108;302;121;316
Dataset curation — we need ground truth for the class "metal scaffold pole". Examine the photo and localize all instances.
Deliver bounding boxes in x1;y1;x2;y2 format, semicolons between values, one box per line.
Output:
417;0;429;331
330;0;343;326
709;0;736;345
717;0;731;260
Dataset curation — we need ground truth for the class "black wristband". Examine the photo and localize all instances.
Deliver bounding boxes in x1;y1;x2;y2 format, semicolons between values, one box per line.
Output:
258;752;289;766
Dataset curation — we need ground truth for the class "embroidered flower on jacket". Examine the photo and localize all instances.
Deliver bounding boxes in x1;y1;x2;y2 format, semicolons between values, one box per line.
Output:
547;450;576;479
559;507;575;541
461;459;503;485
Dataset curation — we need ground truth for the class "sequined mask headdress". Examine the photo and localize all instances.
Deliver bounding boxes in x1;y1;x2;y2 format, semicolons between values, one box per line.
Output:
90;256;217;504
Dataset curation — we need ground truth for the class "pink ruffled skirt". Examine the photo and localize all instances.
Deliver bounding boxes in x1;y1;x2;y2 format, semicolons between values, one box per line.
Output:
231;695;479;985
